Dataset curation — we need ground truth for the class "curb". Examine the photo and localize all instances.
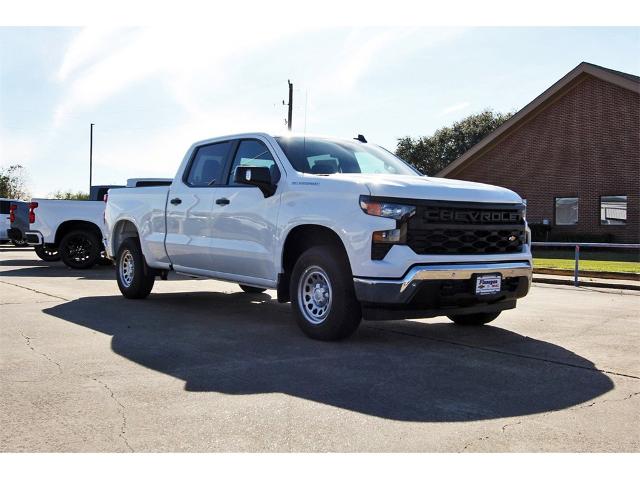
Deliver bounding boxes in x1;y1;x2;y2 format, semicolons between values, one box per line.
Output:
533;276;640;291
533;267;639;281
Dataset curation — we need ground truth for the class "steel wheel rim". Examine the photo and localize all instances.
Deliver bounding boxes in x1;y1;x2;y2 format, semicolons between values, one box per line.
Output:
298;266;332;325
119;250;134;287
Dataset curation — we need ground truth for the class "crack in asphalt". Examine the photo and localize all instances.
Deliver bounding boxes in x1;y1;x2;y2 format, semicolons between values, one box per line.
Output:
0;280;69;302
365;325;640;380
91;377;134;452
461;391;640;452
18;330;63;375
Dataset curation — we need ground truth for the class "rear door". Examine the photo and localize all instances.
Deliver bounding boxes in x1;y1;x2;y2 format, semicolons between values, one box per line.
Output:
164;140;234;272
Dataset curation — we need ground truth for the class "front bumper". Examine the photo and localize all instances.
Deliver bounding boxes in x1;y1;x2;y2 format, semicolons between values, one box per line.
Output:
353;261;532;320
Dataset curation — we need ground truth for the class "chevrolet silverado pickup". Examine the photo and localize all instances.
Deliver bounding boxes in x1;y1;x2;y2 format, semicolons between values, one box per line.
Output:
104;133;532;340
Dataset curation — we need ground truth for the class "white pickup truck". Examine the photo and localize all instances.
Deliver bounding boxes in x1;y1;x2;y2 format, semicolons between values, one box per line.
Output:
105;133;532;340
15;185;123;268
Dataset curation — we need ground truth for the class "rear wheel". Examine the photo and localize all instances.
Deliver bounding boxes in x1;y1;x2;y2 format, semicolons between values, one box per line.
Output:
239;284;267;294
290;245;361;341
59;229;101;269
116;238;155;299
448;311;501;326
34;245;61;262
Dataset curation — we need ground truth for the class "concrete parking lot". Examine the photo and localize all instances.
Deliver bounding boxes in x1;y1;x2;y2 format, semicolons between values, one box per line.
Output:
1;245;638;452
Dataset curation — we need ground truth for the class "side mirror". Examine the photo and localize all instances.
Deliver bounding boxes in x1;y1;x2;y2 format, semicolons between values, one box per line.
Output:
234;166;277;197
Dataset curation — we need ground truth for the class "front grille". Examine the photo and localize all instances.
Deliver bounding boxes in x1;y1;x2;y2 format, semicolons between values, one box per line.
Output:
406;201;525;255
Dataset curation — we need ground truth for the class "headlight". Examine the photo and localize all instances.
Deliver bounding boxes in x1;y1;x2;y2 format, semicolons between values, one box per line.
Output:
360;196;416;220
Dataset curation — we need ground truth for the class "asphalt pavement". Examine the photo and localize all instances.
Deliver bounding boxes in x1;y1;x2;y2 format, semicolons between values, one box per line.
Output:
1;245;638;452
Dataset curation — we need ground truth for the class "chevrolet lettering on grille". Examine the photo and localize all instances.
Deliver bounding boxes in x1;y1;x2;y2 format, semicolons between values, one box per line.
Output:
424;209;521;224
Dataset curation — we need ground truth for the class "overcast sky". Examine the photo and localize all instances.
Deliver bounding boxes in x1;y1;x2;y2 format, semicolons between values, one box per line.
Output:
1;26;638;197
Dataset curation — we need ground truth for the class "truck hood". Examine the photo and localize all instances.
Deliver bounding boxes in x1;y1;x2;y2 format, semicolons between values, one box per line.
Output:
318;174;523;204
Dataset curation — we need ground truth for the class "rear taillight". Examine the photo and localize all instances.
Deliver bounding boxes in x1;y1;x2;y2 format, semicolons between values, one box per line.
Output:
9;204;17;223
28;202;38;224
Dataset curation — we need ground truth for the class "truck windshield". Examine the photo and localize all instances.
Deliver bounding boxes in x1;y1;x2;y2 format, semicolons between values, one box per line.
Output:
275;137;420;176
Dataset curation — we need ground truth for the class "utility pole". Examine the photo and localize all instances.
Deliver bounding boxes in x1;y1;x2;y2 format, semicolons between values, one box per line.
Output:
283;80;293;131
89;123;94;191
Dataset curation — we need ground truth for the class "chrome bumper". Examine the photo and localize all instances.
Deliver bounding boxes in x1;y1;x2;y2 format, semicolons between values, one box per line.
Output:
353;261;532;304
24;231;44;246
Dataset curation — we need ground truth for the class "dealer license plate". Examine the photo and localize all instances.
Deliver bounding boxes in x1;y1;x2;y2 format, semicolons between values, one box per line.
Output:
475;275;501;295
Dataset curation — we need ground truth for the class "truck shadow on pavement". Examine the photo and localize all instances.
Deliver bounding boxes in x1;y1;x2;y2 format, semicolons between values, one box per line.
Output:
43;292;614;422
0;260;115;280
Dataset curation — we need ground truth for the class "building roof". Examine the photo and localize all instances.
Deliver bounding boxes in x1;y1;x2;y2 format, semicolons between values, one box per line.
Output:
436;62;640;178
584;62;640;84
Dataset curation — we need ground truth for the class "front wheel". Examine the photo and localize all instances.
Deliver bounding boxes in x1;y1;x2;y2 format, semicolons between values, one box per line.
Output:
34;245;61;262
116;238;155;299
59;229;101;269
290;245;361;341
448;311;501;326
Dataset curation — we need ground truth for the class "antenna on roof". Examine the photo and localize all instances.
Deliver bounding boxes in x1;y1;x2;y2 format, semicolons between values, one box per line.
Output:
354;134;367;143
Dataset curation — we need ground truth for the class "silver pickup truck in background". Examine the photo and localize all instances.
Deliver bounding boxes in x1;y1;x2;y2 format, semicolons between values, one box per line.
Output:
2;198;28;246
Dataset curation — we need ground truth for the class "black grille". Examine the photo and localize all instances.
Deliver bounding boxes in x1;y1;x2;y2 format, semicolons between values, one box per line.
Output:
406;202;525;255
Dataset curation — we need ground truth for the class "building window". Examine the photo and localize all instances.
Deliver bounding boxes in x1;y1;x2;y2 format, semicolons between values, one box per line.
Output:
555;197;578;225
600;195;627;225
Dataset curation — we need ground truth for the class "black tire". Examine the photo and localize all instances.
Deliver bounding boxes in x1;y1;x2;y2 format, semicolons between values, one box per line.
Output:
448;311;501;326
116;238;155;299
59;229;101;269
34;245;61;262
290;245;361;341
239;284;267;294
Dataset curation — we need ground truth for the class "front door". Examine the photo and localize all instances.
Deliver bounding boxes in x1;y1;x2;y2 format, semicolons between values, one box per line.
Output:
208;138;282;282
164;140;233;272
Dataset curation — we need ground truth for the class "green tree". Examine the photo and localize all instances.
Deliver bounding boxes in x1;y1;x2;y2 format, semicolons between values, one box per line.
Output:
0;164;30;199
396;109;513;176
49;190;90;200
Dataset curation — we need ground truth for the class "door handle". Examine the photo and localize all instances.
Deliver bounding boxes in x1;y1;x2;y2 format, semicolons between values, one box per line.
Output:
170;197;182;205
216;198;230;206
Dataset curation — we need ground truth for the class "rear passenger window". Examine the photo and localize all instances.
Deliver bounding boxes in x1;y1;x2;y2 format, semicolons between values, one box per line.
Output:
186;142;232;187
0;201;10;215
228;140;280;185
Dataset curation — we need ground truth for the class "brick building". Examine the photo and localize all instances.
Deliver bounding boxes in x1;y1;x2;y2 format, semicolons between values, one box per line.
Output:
437;62;639;243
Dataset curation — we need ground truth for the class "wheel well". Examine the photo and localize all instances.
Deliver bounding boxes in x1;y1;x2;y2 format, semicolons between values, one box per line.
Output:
278;225;351;302
111;220;140;254
54;220;103;247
